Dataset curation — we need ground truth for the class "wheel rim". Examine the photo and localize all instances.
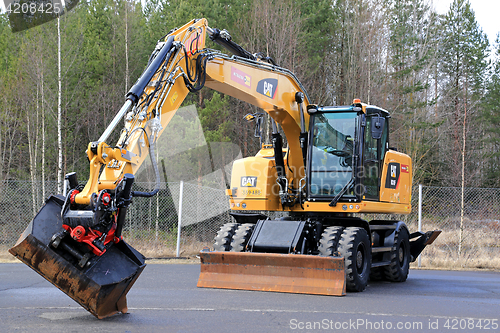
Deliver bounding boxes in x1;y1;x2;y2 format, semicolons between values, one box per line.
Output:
356;244;366;273
398;242;406;267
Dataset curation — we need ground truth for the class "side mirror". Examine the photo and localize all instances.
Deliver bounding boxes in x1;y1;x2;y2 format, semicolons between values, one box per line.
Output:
371;115;385;140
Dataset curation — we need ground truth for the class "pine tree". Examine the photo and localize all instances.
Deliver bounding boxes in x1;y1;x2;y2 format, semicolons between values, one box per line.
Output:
482;35;500;186
385;0;441;184
438;0;489;187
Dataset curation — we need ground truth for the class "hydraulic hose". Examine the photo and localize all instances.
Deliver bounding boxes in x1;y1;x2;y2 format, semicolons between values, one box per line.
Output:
131;138;161;198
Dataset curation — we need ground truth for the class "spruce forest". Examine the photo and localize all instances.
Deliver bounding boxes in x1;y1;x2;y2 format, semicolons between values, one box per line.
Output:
1;0;499;189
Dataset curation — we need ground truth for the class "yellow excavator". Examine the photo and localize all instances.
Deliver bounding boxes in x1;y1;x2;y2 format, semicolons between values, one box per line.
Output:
10;18;440;318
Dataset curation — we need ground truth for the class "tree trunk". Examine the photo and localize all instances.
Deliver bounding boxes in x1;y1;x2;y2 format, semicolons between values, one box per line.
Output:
57;16;63;193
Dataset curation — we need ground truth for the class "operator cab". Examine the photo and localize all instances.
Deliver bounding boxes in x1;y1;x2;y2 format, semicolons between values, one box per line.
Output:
306;101;389;204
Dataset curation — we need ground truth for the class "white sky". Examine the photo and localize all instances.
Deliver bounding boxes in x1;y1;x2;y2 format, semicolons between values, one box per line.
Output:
0;0;498;45
432;0;499;45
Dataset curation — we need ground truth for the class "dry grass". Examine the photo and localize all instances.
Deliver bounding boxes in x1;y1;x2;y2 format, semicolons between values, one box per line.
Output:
411;218;500;270
3;224;499;270
129;238;211;259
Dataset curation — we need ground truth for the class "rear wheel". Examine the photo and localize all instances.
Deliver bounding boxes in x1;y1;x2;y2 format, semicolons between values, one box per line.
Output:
318;226;344;256
230;223;255;252
384;228;410;282
338;227;371;292
213;223;239;251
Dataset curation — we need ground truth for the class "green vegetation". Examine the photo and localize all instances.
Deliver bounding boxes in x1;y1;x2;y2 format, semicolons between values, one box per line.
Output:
0;0;499;190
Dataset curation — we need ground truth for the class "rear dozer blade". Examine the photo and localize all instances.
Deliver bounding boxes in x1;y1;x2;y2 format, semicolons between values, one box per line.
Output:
197;251;346;296
9;195;146;319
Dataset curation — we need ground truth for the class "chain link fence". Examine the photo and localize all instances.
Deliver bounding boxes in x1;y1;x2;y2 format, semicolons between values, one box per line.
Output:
1;180;499;269
412;186;500;269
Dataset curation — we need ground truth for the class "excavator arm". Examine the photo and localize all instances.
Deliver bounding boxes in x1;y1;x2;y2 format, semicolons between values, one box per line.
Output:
71;18;310;206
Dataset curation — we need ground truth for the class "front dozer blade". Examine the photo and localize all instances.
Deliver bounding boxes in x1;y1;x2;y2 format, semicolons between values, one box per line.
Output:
197;251;346;296
9;195;146;319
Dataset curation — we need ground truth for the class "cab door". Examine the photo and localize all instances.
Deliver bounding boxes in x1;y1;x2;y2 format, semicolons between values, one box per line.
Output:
362;114;388;201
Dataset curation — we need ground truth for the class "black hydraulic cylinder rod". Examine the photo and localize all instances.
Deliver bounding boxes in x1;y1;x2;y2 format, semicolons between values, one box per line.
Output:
299;132;308;170
126;35;175;104
59;241;85;262
208;28;256;61
295;92;306;133
272;134;286;180
65;172;78;190
115;174;135;238
295;92;308;170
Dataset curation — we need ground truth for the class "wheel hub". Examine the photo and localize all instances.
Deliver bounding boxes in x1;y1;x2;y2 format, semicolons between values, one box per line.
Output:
356;249;364;270
399;244;405;266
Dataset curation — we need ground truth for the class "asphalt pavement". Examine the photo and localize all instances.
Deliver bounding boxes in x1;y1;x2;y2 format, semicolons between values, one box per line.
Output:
1;262;499;332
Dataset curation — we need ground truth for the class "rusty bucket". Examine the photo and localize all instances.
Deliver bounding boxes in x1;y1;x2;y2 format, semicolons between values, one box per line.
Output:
9;195;146;319
197;251;346;296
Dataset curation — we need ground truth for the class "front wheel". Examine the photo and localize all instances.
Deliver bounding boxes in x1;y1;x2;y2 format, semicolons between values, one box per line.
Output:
213;223;239;251
230;223;254;252
384;227;410;282
318;226;344;256
337;227;371;292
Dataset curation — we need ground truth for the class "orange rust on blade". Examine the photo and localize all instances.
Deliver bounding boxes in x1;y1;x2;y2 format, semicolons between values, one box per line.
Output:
425;230;442;245
197;252;346;296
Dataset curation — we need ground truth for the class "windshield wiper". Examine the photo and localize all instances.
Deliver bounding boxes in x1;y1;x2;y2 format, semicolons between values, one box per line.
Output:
329;178;355;207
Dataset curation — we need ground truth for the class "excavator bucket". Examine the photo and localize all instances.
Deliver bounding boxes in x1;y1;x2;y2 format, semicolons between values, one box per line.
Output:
9;195;146;319
197;251;346;296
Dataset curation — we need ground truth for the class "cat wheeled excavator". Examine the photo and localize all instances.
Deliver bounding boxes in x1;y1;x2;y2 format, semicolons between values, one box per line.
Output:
10;18;440;318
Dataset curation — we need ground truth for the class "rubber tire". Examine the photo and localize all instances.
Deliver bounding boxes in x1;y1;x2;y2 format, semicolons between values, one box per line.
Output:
230;223;255;252
384;227;410;282
213;223;239;251
338;227;371;292
318;226;344;256
369;267;384;281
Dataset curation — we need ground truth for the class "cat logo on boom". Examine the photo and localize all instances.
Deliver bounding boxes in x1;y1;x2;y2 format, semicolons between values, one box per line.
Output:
257;79;278;99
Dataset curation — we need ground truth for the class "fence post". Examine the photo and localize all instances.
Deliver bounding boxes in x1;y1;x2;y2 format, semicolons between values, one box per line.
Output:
418;184;422;268
176;181;184;257
155;183;160;242
63;179;68;197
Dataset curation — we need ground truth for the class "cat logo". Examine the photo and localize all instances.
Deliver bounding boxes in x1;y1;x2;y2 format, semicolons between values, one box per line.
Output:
256;79;278;99
385;162;400;190
391;165;397;178
264;82;273;97
241;176;257;187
